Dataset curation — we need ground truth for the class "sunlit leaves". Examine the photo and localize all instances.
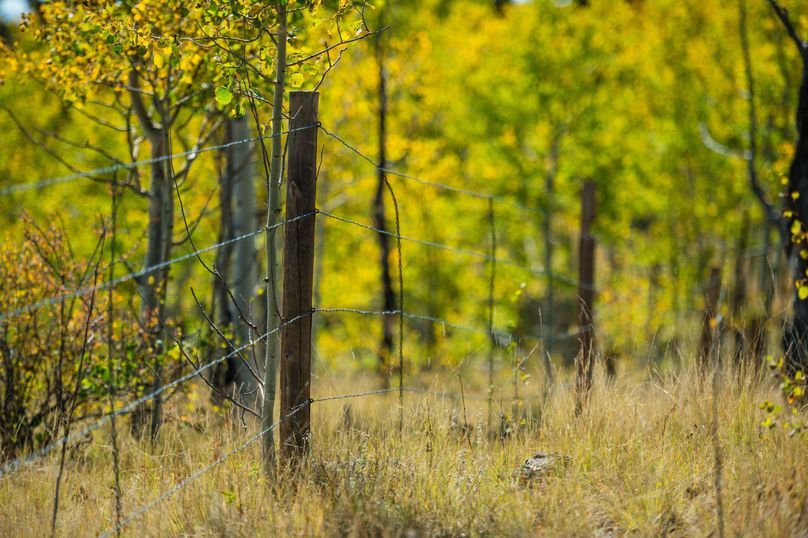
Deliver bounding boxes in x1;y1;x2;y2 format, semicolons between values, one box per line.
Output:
215;87;233;106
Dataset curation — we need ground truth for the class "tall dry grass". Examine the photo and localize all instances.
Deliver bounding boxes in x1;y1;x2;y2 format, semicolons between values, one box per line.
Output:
1;360;806;537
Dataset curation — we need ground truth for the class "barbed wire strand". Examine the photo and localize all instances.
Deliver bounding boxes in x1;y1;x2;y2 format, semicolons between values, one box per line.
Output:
97;386;404;537
96;400;312;538
0;211;315;322
0;124;319;196
0;310;314;479
318;124;533;212
314;307;587;342
99;377;545;536
318;210;591;291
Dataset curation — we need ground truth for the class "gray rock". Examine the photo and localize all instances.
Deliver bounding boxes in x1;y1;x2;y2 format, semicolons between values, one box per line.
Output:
515;451;568;485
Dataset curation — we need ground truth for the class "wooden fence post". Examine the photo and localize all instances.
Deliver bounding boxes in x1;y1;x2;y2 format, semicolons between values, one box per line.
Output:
699;266;722;372
575;180;596;414
279;91;319;462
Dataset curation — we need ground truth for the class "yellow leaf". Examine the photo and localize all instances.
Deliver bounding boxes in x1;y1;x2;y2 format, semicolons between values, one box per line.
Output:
798;286;808;300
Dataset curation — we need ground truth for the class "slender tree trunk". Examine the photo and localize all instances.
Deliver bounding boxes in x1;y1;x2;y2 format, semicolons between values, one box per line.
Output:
230;115;259;400
148;117;175;441
213;128;236;393
129;74;174;438
374;17;395;384
262;2;287;472
699;267;723;372
541;133;560;359
574;181;596;415
212;116;258;402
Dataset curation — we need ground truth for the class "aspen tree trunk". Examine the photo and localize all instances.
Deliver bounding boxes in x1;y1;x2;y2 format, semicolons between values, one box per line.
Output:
212;116;258;402
374;14;396;383
739;0;776;372
230;115;259;400
213;127;235;392
129;71;174;439
262;2;287;472
149;124;175;440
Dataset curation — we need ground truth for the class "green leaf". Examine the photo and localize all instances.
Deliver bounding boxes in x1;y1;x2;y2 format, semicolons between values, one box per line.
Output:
215;87;233;106
289;72;304;89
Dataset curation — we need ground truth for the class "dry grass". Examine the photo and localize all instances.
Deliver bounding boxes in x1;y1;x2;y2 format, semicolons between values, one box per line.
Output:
1;364;807;537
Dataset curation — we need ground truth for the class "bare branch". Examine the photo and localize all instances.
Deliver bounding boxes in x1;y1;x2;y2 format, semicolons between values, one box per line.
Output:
767;0;808;58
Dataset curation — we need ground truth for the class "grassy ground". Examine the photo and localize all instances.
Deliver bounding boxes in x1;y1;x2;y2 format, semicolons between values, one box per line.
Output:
1;364;807;537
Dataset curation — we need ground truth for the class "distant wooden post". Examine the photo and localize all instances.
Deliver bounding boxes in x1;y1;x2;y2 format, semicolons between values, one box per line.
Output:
575;180;596;414
279;91;318;462
699;267;722;371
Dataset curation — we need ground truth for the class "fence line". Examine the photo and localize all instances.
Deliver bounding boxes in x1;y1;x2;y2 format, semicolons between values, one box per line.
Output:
0;124;318;196
4;114;601;531
1;301;586;480
0;211;316;322
0;194;578;478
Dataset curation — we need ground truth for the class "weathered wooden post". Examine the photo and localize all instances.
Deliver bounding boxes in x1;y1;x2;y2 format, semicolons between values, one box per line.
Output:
699;267;722;372
575;180;596;414
279;91;318;462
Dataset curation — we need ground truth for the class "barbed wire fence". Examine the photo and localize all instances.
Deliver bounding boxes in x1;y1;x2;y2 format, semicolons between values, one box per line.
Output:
0;88;781;537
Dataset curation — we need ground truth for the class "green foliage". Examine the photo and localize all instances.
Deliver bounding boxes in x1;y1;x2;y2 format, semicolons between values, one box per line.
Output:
760;355;807;436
